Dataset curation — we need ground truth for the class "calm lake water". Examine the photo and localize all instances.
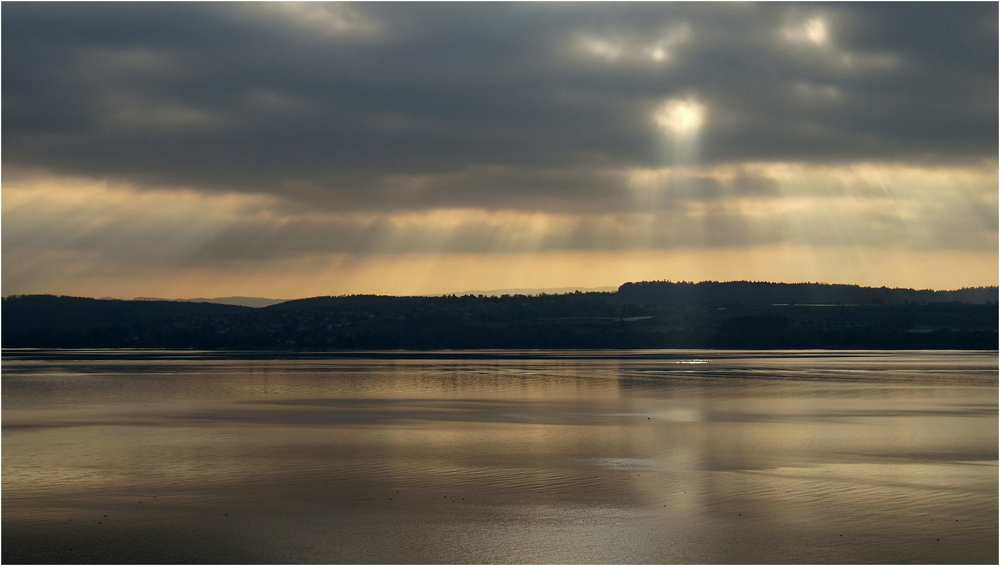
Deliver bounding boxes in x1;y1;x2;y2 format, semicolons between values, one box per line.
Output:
3;349;997;564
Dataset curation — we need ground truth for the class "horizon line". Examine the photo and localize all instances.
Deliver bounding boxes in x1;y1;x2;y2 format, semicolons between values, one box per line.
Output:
4;279;998;303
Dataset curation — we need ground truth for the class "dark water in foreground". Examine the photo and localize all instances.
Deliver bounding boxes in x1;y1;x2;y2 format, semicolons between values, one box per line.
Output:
3;349;997;564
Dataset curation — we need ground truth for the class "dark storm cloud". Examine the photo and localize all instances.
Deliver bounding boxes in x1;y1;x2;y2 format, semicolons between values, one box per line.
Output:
3;2;996;212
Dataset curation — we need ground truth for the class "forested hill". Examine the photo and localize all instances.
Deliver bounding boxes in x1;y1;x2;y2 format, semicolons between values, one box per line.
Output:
3;281;997;350
616;281;997;306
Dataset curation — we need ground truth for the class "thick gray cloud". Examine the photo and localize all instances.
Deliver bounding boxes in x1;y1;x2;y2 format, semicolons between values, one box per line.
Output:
3;2;997;213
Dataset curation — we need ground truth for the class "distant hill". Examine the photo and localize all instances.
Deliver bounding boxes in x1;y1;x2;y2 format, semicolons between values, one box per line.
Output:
134;296;287;308
617;281;998;307
2;295;250;348
438;286;618;297
3;282;997;350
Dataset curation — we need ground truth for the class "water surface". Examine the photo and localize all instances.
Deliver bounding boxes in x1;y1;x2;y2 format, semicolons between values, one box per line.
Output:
3;349;997;563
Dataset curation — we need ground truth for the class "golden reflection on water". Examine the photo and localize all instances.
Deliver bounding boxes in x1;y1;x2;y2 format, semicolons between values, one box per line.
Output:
3;351;997;563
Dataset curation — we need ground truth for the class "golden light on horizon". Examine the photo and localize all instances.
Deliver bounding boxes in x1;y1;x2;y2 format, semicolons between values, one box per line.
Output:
4;160;996;300
8;246;992;301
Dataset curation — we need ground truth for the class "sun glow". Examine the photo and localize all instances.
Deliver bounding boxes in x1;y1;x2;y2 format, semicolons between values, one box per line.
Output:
803;18;828;46
651;96;707;169
653;97;705;135
783;16;829;47
572;23;691;65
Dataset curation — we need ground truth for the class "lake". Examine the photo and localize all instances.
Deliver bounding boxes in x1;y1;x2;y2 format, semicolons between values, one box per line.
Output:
2;349;997;564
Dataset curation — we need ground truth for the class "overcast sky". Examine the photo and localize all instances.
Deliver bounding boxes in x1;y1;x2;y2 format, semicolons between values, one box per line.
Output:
3;2;997;298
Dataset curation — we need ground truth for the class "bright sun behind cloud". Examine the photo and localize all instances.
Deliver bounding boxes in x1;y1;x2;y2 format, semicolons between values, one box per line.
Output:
653;97;705;135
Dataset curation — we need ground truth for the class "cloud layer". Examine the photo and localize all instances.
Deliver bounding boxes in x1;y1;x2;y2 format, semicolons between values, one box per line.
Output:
2;3;996;296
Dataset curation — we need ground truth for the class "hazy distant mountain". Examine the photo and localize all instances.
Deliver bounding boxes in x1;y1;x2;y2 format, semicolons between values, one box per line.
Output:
134;296;286;308
439;286;618;297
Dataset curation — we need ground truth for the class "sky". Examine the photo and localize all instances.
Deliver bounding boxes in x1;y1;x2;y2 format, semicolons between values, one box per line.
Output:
3;2;997;299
